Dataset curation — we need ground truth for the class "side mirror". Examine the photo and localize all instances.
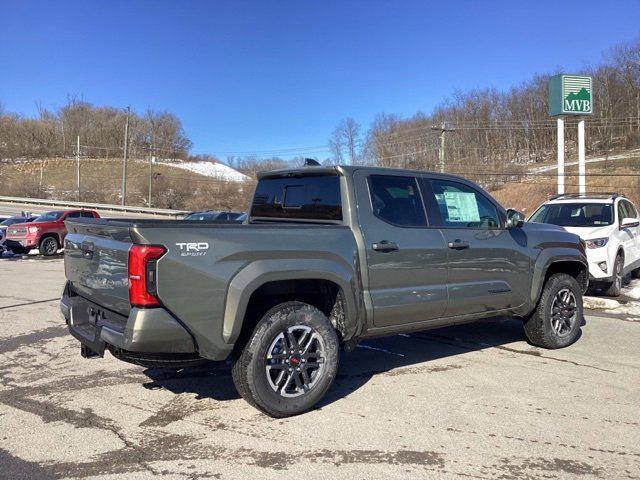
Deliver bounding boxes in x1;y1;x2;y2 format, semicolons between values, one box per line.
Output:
506;209;525;229
621;217;640;228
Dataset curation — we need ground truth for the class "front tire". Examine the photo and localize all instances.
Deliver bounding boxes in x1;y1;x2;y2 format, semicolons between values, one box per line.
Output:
523;273;583;349
231;302;340;417
605;254;623;297
39;236;59;256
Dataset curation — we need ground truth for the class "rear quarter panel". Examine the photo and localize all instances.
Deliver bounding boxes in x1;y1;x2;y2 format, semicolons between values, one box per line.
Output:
133;224;361;360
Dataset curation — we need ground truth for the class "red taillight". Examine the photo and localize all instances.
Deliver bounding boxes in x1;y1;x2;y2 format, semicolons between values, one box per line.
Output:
128;245;166;307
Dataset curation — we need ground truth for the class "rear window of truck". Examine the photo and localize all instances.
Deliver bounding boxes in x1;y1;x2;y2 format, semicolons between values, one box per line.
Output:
251;174;342;221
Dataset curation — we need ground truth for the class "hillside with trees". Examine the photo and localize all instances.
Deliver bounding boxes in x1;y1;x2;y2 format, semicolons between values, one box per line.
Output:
328;38;640;189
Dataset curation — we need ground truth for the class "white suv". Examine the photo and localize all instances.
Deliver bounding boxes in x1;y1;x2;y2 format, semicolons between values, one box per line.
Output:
530;193;640;296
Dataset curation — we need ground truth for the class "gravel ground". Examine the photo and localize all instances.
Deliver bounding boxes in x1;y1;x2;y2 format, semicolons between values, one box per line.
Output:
1;257;639;479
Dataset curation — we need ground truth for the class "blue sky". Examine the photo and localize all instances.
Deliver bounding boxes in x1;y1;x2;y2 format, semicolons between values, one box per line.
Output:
1;0;639;159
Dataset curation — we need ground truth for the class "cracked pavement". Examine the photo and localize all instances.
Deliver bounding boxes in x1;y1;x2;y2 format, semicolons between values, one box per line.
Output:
0;257;639;479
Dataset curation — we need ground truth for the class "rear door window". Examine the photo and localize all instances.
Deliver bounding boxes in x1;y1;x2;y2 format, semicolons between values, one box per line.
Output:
251;174;342;221
429;180;501;229
624;201;638;219
367;175;426;227
618;201;631;222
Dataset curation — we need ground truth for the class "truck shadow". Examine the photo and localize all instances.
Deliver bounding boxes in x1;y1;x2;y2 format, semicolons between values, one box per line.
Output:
320;317;532;409
141;317;538;407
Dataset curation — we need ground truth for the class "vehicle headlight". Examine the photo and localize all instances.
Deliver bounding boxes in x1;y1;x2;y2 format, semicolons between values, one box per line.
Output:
585;237;608;249
28;226;39;234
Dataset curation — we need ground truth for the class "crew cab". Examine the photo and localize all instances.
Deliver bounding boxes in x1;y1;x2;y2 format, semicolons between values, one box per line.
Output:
530;193;640;296
61;166;588;417
7;209;100;256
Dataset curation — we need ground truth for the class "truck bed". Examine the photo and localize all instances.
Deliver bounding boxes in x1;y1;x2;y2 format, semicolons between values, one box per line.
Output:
63;217;359;360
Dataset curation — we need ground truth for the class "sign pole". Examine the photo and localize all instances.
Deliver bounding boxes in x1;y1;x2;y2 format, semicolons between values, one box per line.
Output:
578;119;586;194
557;117;565;194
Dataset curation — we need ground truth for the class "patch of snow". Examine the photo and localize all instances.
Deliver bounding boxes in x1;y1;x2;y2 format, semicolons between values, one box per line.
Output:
585;279;640;319
583;296;622;310
531;148;640;173
603;303;640;319
623;279;640;301
159;161;250;183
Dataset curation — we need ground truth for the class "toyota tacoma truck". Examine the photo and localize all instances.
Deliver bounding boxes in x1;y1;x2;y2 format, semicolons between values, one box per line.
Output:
61;165;588;417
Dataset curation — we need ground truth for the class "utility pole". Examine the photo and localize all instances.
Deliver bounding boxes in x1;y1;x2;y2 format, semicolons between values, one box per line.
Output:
431;122;455;173
76;136;81;201
148;154;155;207
121;106;131;206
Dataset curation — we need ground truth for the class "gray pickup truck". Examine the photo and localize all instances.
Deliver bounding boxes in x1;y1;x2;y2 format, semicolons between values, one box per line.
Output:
61;165;588;417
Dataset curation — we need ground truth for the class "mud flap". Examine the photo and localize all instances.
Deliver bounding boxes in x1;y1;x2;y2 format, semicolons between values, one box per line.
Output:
80;343;101;359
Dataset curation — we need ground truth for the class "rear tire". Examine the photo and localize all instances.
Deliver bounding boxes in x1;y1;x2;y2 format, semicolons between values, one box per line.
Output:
604;254;623;297
39;236;59;256
523;273;583;349
231;301;340;417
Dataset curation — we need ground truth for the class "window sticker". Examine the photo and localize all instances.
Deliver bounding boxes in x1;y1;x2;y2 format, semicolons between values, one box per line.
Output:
443;191;480;222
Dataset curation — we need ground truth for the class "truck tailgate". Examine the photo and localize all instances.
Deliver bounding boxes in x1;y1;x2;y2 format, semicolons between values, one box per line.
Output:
64;220;133;317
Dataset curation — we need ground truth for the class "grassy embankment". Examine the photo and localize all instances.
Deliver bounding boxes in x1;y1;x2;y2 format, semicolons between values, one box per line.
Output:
0;158;254;211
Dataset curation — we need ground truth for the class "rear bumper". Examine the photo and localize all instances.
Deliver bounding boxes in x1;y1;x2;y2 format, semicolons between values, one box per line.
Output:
60;282;198;360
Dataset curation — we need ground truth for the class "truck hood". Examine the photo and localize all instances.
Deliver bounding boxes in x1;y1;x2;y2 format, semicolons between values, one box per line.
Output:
520;221;584;251
521;221;565;233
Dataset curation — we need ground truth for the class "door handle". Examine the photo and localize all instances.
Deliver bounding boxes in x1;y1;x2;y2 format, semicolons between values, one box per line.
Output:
372;240;399;252
447;239;470;250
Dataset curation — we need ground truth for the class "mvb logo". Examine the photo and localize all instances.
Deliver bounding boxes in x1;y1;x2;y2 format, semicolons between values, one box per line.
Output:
563;76;592;113
175;242;209;256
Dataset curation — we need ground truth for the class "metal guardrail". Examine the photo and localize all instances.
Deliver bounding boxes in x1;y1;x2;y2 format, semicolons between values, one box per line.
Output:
0;196;189;217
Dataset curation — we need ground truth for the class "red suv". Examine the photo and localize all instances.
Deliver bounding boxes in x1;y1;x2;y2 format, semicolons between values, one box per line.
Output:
5;209;100;256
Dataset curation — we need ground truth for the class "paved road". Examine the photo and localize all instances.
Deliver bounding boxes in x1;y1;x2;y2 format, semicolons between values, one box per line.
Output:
0;258;639;479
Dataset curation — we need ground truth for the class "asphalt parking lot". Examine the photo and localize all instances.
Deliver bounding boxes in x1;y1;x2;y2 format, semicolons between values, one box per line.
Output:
1;256;639;479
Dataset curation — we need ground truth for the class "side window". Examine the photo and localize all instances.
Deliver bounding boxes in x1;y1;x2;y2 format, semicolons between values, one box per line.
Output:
617;201;630;222
368;175;426;227
81;211;94;218
66;212;81;218
430;179;501;229
624;201;638;219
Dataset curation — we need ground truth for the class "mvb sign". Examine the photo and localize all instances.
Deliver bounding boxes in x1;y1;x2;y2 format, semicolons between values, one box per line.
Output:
549;74;593;116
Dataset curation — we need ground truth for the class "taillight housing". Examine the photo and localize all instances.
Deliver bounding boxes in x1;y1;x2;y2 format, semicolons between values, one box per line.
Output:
128;244;166;307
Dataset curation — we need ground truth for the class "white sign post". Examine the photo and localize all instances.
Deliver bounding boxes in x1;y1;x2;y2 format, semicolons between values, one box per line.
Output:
578;120;586;194
557;117;565;194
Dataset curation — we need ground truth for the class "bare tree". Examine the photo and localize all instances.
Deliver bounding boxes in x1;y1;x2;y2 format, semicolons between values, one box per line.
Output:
328;117;361;164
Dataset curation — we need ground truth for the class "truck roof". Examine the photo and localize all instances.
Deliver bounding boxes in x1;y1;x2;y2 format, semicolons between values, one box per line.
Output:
545;193;624;204
257;164;478;185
